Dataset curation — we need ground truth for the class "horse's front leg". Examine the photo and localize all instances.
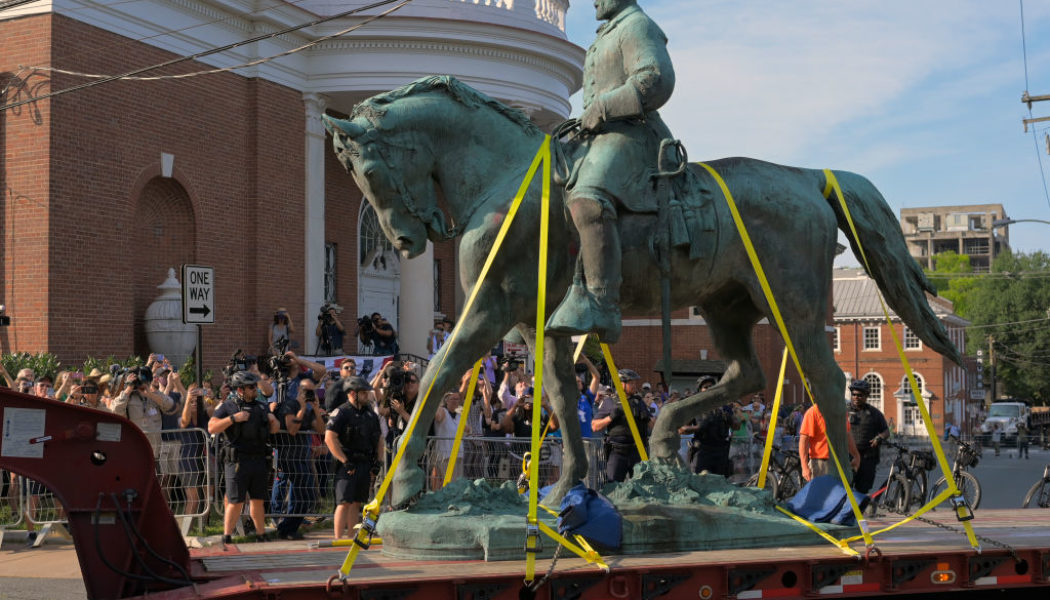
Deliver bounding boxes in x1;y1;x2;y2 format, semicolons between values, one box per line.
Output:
539;335;588;505
390;305;513;509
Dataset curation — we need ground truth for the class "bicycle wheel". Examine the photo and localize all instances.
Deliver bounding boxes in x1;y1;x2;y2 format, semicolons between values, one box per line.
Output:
776;468;803;501
1023;480;1050;508
907;471;928;511
744;470;779;499
882;475;911;514
930;471;981;511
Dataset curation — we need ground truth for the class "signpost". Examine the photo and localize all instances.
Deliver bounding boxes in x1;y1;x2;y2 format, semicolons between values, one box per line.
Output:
181;265;214;384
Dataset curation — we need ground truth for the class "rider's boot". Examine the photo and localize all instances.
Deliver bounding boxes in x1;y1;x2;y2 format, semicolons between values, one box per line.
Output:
547;195;622;343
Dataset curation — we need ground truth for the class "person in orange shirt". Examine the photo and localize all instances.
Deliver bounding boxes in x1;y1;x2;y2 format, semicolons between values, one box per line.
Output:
799;403;861;482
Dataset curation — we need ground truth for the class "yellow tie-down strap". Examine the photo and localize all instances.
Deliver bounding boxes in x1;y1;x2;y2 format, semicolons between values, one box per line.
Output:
757;348;789;490
443;359;483;487
822;169;979;549
599;342;649;461
336;136;553;580
697;161;871;549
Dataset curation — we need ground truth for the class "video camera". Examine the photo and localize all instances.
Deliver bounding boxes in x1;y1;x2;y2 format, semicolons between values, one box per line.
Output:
318;302;342;325
357;314;375;337
500;354;525;373
380;360;410;407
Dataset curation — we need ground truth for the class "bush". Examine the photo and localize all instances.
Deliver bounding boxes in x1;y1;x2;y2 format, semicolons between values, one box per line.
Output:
0;352;62;382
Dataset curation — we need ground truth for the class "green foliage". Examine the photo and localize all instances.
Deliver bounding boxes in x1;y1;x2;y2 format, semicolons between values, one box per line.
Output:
81;355;144;378
963;251;1050;402
0;352;62;382
924;251;973;294
178;354;212;386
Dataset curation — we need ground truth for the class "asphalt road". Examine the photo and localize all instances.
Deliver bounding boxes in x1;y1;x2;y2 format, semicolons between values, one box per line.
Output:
967;444;1049;509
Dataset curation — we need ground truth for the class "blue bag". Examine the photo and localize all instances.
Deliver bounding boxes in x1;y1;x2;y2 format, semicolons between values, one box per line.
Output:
557;482;622;549
784;474;869;526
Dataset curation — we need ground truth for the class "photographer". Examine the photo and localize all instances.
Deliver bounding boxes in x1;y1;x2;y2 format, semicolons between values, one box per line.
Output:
373;361;422;466
314;303;347;356
359;312;398;356
109;367;177;460
325;376;381;539
268;307;295;350
262;351;324;411
497;360;529;410
209;371;280;545
271;380;326;540
179;383;214;516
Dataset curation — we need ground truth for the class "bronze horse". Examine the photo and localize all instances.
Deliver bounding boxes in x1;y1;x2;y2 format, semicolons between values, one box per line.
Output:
323;76;961;507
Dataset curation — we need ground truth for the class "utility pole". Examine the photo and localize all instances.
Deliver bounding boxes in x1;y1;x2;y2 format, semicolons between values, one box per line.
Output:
987;334;996;405
1022;92;1050;155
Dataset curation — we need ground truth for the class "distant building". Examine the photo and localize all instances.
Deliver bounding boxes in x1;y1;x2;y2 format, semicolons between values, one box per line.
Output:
900;204;1011;273
833;268;982;437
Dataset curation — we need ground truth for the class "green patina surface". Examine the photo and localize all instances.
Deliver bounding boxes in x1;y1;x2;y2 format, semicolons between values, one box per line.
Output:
378;464;855;561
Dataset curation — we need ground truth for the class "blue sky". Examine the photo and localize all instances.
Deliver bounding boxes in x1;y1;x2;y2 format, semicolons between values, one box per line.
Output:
564;1;1050;267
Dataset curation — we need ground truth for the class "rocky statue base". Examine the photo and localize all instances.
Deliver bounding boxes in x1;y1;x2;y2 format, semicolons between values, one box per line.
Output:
377;463;855;561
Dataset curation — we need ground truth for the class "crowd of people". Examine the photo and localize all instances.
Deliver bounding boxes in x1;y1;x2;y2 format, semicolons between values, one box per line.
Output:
1;305;963;545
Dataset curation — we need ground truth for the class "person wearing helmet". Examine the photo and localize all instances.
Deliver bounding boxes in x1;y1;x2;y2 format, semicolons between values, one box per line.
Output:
209;370;280;544
109;366;177;460
325;376;381;540
592;368;652;482
847;379;889;493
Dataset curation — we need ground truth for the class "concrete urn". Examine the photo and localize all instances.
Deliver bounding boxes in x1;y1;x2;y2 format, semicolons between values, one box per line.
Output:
144;268;196;368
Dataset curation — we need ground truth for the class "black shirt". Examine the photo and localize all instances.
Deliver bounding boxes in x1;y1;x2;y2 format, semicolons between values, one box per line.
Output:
327;400;380;461
595;393;651;442
848;402;888;454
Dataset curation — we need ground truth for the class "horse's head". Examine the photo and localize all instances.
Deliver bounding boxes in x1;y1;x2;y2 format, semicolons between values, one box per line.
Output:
322;114;448;259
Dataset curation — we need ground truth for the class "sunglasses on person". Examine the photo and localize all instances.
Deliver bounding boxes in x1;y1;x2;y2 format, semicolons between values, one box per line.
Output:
82;387;99;394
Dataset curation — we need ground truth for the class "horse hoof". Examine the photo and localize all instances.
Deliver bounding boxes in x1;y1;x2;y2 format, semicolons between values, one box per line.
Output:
390;467;425;509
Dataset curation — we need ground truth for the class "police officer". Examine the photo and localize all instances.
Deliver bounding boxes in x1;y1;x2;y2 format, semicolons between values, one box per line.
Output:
325;376;382;540
592;369;652;482
209;371;279;544
847;379;889;493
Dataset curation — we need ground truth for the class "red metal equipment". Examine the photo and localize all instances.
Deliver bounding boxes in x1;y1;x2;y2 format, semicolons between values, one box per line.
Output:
0;388;190;599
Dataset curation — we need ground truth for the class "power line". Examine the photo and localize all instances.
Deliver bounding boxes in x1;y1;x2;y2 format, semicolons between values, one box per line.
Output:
1019;0;1050;210
1;0;412;112
1020;0;1030;92
966;316;1050;330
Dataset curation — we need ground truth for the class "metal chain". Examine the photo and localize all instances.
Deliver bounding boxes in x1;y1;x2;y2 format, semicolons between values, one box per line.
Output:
526;543;564;592
912;515;1022;563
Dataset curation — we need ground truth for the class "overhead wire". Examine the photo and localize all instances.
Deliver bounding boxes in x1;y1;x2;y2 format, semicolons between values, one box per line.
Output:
965;316;1050;330
1019;0;1050;211
1;0;413;112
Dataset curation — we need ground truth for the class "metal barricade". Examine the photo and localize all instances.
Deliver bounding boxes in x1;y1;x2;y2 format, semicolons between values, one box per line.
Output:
419;436;612;492
0;468;23;531
22;476;65;527
157;427;212;519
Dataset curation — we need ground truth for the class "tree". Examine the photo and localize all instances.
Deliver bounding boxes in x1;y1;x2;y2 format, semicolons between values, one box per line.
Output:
963;251;1050;403
923;251;979;315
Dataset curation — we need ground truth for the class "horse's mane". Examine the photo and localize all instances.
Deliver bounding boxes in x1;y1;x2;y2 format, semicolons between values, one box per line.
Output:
351;75;542;136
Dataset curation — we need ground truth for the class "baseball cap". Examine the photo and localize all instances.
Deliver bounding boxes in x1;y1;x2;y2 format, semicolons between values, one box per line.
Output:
342;376;373;392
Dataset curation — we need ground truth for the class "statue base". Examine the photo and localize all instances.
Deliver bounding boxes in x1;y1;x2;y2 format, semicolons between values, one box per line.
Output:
377;463;855;561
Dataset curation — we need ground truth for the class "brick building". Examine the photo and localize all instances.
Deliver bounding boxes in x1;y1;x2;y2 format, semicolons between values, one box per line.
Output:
832;268;981;437
0;0;582;372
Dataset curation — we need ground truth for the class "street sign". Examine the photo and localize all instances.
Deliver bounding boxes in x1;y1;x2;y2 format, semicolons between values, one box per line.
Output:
181;264;214;324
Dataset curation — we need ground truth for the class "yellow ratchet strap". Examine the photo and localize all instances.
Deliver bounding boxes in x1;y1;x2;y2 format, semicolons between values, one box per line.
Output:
822;169;979;549
698;162;871;548
443;359;483;487
599;342;649;461
337;137;552;580
775;506;859;557
525;137;553;584
757;348;789;489
572;335;589;362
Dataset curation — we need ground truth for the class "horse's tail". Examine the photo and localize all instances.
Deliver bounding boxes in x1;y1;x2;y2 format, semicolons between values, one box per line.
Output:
822;170;964;366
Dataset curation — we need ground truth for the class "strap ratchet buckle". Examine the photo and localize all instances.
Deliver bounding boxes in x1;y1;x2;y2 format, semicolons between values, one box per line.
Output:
950;495;974;522
524;523;543;555
353;513;379;550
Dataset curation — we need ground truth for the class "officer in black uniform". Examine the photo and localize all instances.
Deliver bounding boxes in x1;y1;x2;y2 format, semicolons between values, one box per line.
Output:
592;368;652;482
325;376;382;540
847;379;889;493
209;371;280;544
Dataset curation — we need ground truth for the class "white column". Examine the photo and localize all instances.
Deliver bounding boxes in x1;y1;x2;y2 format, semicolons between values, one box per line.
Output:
399;240;434;358
303;92;327;355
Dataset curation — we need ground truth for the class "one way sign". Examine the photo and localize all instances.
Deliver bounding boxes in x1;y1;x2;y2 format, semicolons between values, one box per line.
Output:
182;264;215;324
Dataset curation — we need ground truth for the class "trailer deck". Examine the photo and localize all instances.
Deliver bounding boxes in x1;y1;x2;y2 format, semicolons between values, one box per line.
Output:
146;509;1050;599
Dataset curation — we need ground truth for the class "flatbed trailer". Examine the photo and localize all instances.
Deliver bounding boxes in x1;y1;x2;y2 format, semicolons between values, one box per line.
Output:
3;391;1049;599
144;509;1050;600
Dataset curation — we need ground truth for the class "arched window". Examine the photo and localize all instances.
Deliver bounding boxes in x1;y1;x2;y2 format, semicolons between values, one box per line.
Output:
359;204;393;267
863;373;883;411
900;373;925;398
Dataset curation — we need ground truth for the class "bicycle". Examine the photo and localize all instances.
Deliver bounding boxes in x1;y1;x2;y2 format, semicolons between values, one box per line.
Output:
928;435;982;511
870;440;936;514
1022;464;1050;508
743;443;804;501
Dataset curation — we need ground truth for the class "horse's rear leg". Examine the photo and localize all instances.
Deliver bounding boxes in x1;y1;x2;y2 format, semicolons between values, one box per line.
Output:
790;321;851;482
390;311;513;508
650;312;766;463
